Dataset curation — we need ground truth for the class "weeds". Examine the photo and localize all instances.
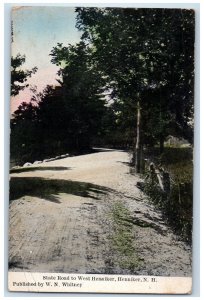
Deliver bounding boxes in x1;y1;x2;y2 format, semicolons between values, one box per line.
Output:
143;147;193;244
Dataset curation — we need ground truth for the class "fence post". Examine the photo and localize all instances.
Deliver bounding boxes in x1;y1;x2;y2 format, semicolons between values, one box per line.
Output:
162;171;171;195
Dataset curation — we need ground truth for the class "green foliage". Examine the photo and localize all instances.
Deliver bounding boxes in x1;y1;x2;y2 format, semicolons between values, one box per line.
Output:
76;8;194;145
11;54;37;96
11;43;109;164
11;8;195;166
50;42;108;149
10;101;41;163
159;147;193;182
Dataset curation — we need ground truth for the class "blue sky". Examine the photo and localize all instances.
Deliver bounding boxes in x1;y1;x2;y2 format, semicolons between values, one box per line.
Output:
11;6;81;112
12;6;81;69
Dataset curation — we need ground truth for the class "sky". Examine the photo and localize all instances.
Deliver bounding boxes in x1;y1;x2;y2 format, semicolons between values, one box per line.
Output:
11;6;81;113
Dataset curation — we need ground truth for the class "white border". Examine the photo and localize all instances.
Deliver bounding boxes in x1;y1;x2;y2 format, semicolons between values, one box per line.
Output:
8;272;192;294
1;1;202;299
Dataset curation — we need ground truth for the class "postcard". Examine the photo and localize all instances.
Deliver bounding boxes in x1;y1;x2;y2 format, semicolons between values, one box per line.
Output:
9;6;194;293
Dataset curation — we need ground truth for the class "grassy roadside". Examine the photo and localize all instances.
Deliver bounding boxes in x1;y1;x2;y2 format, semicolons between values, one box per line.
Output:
143;147;193;244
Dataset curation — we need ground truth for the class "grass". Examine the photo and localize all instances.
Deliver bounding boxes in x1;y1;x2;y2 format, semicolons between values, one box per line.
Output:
159;147;193;182
143;146;193;244
109;202;143;272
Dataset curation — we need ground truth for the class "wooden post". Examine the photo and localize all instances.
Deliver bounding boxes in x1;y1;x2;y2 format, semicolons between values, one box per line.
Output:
162;172;170;194
155;169;164;191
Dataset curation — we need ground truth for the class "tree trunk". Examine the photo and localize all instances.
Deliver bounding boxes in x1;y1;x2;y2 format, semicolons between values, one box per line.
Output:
159;136;164;154
135;101;141;173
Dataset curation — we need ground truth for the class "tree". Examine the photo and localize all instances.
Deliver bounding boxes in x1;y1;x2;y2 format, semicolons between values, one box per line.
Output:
76;8;195;171
50;41;107;150
11;42;108;164
10;101;40;163
11;53;38;96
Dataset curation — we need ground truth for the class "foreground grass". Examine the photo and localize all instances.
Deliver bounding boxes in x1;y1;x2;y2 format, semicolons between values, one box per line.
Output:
109;202;143;272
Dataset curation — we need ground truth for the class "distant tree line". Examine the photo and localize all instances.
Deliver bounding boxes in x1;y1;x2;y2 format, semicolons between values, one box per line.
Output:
10;8;194;169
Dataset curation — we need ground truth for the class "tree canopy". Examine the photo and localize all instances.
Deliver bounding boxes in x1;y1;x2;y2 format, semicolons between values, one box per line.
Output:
11;42;108;163
10;8;195;167
76;8;194;145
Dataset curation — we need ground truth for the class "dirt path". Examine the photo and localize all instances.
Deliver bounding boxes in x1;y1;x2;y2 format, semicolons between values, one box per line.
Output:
9;149;192;276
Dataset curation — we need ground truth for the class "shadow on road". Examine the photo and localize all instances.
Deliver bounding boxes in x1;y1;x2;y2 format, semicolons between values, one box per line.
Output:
10;177;112;203
92;147;126;153
10;166;71;174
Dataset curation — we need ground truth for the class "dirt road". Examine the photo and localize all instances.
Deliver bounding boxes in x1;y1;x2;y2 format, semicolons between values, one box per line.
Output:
9;149;192;276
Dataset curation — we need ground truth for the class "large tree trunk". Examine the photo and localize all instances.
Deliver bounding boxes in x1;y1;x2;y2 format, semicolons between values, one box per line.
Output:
135;101;141;173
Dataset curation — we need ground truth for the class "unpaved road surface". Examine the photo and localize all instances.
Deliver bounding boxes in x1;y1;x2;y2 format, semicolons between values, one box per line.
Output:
9;149;192;275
